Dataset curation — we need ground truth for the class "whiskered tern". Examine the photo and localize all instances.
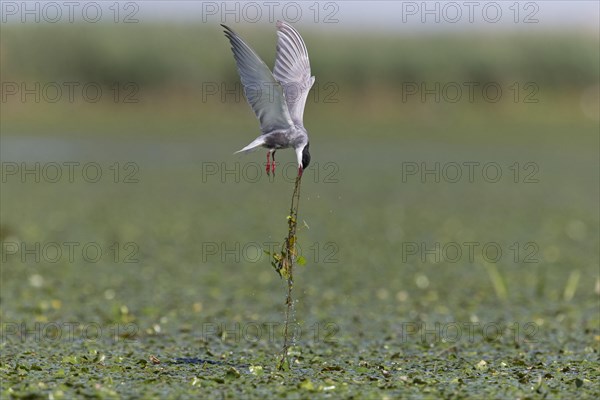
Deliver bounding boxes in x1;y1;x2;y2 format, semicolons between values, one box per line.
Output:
222;21;314;176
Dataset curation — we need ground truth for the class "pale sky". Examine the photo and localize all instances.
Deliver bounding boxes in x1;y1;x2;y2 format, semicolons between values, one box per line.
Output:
139;1;599;32
2;1;598;32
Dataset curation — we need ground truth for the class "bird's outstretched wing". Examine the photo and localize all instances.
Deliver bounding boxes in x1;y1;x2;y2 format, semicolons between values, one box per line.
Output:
222;24;293;133
272;21;315;126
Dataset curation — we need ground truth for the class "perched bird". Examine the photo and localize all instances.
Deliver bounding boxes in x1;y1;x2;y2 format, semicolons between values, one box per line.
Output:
222;21;314;177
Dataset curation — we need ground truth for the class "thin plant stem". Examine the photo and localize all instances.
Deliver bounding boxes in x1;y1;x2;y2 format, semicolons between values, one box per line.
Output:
277;173;302;370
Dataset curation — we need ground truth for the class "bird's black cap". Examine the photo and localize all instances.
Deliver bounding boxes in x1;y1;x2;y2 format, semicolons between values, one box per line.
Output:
302;142;311;169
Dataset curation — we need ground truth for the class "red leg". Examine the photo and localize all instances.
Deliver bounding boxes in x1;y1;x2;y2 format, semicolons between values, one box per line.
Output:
271;151;276;175
266;152;271;176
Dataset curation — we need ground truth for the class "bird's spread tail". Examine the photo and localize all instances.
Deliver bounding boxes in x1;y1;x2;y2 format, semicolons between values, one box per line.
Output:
234;137;265;154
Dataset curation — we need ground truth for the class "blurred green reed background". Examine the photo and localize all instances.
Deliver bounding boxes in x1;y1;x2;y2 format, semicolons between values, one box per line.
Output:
2;25;598;90
1;24;598;142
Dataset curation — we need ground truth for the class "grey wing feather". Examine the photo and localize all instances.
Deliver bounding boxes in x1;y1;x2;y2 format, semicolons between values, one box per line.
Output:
222;24;293;133
272;21;315;126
